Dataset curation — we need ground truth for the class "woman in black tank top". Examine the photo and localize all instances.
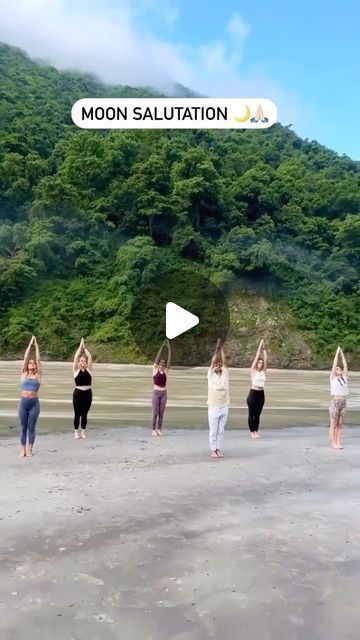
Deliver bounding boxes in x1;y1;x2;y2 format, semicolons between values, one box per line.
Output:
72;338;93;439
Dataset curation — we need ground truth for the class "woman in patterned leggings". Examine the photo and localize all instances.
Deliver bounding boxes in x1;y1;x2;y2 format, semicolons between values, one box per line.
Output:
329;346;349;449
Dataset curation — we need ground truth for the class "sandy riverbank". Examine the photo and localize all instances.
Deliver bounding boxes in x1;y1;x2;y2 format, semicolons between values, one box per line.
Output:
1;427;360;639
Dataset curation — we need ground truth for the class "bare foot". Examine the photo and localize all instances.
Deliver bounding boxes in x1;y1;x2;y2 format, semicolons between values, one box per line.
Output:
156;430;163;436
216;450;224;458
152;430;157;437
332;444;341;449
81;430;87;439
255;433;261;439
74;431;80;439
19;450;26;458
210;451;218;458
250;433;256;439
26;450;33;457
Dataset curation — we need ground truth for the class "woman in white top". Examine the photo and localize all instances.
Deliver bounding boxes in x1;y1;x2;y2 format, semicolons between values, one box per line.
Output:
247;339;267;439
329;346;349;449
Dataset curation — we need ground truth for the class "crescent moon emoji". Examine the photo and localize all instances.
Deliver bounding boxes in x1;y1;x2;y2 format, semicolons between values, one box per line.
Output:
234;106;251;123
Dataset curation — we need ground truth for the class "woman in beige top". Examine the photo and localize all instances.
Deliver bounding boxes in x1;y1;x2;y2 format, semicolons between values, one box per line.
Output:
207;339;229;458
247;339;267;439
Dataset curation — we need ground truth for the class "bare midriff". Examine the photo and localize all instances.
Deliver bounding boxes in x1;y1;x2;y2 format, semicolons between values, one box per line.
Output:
21;391;38;398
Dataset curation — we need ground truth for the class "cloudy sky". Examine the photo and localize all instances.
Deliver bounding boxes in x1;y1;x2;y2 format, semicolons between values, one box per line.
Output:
0;0;359;158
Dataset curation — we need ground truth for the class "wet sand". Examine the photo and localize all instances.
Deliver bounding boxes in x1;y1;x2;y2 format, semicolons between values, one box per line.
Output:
1;427;360;640
0;362;359;436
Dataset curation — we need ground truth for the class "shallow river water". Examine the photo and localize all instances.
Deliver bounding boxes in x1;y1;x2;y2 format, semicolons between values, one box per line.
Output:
0;362;359;436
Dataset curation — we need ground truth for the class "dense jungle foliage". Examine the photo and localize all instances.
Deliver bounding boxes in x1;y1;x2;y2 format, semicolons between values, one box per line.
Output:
0;43;359;367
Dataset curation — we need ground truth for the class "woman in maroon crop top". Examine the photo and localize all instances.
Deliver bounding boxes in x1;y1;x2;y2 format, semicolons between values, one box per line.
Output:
152;339;171;436
72;338;93;439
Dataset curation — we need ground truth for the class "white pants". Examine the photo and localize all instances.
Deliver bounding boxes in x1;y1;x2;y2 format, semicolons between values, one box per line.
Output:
208;405;229;451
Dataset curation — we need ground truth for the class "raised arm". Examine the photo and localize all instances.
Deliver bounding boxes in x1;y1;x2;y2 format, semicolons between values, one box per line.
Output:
210;339;222;369
331;346;341;377
220;345;227;368
83;347;93;371
73;338;84;373
34;337;42;377
262;342;268;372
21;335;34;374
340;348;348;377
165;339;171;370
154;340;166;367
251;340;264;371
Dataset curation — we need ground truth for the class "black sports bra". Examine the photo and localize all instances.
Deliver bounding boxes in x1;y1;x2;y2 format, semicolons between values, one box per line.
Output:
75;369;92;386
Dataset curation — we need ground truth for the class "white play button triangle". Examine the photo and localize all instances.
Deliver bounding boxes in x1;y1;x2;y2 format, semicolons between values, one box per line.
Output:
166;302;199;340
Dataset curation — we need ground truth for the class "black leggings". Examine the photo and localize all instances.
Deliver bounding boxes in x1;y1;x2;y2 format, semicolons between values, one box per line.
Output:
246;389;265;432
73;388;92;429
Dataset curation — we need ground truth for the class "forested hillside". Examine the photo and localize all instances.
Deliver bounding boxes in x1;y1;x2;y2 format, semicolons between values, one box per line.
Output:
0;43;359;367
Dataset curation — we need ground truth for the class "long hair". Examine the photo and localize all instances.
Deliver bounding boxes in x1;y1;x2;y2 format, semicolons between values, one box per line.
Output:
78;353;88;366
26;361;38;376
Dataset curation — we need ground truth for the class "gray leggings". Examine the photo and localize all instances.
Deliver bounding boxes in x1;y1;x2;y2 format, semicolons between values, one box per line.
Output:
152;389;167;430
18;397;40;446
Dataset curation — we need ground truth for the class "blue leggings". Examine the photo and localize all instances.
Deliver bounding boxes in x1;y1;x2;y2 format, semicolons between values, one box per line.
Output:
18;397;40;446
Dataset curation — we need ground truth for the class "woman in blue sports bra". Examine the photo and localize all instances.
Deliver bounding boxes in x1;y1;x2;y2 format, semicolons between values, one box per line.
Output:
19;335;42;458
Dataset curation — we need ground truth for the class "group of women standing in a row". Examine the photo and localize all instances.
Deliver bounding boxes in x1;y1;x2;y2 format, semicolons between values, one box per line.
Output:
151;338;350;454
17;336;350;457
18;336;93;456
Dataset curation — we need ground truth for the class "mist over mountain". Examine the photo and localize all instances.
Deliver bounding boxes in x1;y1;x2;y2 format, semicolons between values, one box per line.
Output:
0;42;359;367
171;82;204;98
